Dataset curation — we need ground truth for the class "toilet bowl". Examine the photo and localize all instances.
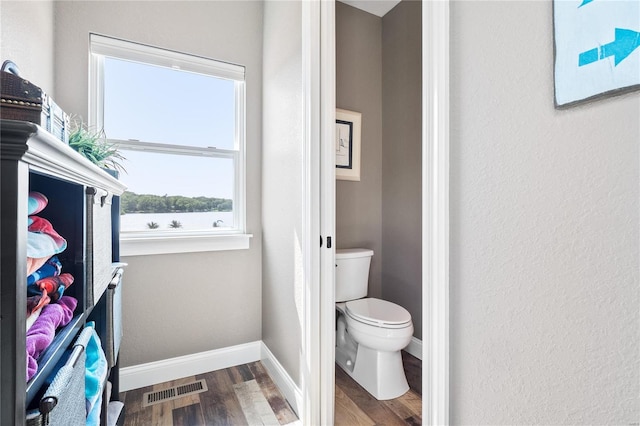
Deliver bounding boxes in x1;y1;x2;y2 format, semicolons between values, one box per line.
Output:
334;248;414;401
336;298;413;400
345;298;413;352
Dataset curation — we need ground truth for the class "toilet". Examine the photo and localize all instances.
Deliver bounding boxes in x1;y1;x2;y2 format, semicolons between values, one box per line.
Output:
335;248;414;400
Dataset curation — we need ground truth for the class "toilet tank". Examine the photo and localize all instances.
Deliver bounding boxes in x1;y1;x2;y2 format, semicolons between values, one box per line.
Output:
335;248;374;302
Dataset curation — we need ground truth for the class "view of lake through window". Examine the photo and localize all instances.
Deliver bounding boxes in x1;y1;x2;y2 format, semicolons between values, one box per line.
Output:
102;55;241;232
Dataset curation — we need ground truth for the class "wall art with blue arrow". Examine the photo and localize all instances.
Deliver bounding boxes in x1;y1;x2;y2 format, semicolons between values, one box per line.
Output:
554;0;640;108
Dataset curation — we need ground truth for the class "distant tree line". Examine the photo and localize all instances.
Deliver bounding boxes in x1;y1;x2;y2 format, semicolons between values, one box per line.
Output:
121;191;232;214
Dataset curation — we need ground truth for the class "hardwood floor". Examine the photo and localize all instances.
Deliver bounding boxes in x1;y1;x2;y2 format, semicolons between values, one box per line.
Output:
119;361;299;426
120;351;420;425
334;351;422;426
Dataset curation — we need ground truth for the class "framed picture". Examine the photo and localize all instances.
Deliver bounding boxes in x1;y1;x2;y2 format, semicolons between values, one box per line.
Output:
336;108;361;181
554;0;640;108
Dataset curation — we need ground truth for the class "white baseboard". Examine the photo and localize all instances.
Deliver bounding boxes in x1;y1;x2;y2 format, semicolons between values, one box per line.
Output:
119;341;262;392
405;336;423;360
260;342;302;416
119;340;302;418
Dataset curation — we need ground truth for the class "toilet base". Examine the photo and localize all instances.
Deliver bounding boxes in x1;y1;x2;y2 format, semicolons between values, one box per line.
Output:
336;343;409;400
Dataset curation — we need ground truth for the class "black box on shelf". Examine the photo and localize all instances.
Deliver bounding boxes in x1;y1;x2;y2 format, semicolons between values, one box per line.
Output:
1;66;69;144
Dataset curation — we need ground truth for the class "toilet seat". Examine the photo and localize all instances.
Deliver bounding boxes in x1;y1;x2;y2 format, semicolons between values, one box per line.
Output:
345;298;412;329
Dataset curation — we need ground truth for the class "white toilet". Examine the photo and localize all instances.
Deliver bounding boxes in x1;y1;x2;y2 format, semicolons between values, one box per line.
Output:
335;248;414;400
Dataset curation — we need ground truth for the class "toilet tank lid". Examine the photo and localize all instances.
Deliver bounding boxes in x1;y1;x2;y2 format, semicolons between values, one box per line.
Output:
335;248;374;259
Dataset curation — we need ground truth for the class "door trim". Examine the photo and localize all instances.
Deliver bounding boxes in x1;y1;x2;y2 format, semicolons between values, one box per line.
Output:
319;0;337;425
302;0;337;424
423;1;450;424
302;1;322;424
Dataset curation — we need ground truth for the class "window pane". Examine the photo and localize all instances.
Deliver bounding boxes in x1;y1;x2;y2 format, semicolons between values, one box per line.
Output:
103;57;236;150
119;150;234;232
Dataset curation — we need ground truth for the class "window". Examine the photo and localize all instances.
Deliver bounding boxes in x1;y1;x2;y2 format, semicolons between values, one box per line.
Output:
89;34;250;255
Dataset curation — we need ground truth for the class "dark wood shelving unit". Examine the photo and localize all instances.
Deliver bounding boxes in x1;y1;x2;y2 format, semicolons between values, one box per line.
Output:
1;119;127;425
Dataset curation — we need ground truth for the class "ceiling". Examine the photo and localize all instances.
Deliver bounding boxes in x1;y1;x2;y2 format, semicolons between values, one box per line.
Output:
338;0;402;17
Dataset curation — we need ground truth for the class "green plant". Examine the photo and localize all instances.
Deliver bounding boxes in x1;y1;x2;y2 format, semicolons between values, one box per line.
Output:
68;118;126;172
146;221;160;229
169;220;182;229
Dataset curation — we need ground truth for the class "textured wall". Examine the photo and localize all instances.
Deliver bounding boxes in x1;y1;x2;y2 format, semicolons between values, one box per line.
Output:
335;2;383;298
381;0;422;339
0;1;54;96
261;0;303;385
52;1;264;367
450;1;640;423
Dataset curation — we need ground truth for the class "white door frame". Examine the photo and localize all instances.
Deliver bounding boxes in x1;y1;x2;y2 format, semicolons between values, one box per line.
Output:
304;0;450;424
319;0;337;425
302;1;336;425
422;1;450;424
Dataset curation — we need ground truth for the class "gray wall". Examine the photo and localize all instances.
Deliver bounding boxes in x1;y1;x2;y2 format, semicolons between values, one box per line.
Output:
53;1;264;367
381;0;422;339
261;0;303;385
336;2;383;298
450;1;640;424
0;1;55;97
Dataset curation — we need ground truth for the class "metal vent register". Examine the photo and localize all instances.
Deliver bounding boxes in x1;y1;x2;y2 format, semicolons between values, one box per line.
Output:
142;379;208;407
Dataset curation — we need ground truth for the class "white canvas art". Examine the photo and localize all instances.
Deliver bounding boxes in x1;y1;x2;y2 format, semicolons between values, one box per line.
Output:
335;109;361;181
554;0;640;107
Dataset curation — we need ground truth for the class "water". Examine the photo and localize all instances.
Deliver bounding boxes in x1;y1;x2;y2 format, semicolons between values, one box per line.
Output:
120;211;234;232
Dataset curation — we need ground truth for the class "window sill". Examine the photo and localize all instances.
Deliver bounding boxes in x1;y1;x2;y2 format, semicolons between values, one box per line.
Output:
120;232;253;257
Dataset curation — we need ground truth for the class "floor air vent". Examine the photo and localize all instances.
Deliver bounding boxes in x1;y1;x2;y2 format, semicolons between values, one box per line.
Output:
142;379;208;407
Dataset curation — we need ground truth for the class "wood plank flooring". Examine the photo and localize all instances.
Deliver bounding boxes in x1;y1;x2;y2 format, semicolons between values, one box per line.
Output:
334;351;422;426
120;351;421;425
119;361;299;426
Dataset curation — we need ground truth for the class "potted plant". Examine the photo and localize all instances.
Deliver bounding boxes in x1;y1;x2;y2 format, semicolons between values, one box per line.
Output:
68;118;126;173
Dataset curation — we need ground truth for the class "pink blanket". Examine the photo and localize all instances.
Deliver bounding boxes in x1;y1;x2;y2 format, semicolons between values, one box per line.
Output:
27;216;67;259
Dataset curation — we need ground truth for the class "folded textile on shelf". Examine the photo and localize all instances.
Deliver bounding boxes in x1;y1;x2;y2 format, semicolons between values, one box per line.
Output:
26;296;77;381
28;272;74;302
27;256;50;278
27;216;67;259
27;293;51;317
27;256;62;285
28;192;48;216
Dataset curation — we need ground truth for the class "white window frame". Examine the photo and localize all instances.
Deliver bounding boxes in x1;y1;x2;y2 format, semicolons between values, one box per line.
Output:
89;33;251;256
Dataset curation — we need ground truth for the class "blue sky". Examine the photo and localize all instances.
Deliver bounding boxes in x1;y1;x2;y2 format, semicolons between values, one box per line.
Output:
103;57;236;199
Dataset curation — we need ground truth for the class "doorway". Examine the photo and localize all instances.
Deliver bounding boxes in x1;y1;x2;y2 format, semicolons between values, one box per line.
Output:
305;0;450;425
333;0;422;422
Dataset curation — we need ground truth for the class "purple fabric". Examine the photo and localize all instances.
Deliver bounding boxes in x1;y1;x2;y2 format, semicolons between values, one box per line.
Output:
26;296;77;381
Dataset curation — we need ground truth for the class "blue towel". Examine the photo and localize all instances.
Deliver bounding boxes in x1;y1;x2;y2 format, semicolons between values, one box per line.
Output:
27;256;62;285
84;322;108;425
